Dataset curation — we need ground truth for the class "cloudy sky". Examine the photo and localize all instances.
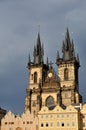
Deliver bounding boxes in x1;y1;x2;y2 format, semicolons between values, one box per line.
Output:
0;0;86;114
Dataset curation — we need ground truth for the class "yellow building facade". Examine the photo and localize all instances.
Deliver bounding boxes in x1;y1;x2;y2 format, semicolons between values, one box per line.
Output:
38;105;80;130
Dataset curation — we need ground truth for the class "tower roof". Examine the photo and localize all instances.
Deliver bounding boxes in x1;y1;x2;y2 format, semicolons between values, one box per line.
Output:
62;28;75;60
56;28;80;67
33;32;44;65
36;32;41;48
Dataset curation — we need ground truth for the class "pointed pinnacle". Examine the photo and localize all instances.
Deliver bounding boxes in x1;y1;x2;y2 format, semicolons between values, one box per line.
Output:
46;57;49;66
28;53;31;66
77;54;79;62
37;32;41;46
62;40;65;52
65;27;70;44
57;50;59;60
42;43;44;56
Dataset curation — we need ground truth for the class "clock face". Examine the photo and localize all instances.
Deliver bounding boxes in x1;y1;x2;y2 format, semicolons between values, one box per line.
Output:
48;72;53;78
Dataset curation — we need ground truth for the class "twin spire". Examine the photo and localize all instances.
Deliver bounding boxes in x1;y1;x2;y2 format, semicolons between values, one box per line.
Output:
28;32;44;66
28;28;80;67
57;28;79;65
33;32;44;65
62;28;75;60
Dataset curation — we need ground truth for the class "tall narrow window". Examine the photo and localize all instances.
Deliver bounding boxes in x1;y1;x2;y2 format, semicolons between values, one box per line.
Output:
62;123;64;127
50;122;53;127
64;68;68;80
34;72;37;83
41;123;44;127
57;122;60;127
46;123;48;127
72;122;75;127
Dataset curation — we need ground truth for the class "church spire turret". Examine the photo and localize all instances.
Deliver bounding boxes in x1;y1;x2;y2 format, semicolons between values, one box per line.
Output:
56;50;60;60
25;32;49;114
33;32;44;65
56;28;82;106
62;28;75;60
77;54;80;64
46;57;49;66
28;53;31;66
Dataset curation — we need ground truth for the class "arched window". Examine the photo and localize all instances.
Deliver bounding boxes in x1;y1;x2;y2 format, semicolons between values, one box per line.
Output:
64;68;68;80
46;96;55;110
34;72;37;83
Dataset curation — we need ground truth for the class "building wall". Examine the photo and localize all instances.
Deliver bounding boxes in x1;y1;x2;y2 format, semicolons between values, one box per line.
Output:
80;104;86;130
29;67;42;88
2;104;86;130
1;110;38;130
38;105;79;130
58;63;75;87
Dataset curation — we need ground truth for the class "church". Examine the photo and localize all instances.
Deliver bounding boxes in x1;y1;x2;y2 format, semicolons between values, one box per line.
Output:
1;28;86;130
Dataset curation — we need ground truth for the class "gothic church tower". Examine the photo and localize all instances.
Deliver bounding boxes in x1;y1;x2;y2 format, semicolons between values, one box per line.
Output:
56;28;82;106
24;33;49;114
25;28;82;115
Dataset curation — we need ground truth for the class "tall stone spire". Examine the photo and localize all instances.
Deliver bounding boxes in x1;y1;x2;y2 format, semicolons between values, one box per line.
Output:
56;50;60;60
33;32;44;65
62;28;75;60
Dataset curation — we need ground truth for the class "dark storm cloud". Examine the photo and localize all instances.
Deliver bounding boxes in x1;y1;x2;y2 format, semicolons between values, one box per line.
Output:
0;0;86;113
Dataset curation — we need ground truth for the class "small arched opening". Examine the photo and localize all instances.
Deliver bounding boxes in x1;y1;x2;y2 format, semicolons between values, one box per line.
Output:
64;68;68;80
34;72;37;83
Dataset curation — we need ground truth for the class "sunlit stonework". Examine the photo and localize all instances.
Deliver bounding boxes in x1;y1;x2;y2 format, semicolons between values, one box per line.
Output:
1;28;86;130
